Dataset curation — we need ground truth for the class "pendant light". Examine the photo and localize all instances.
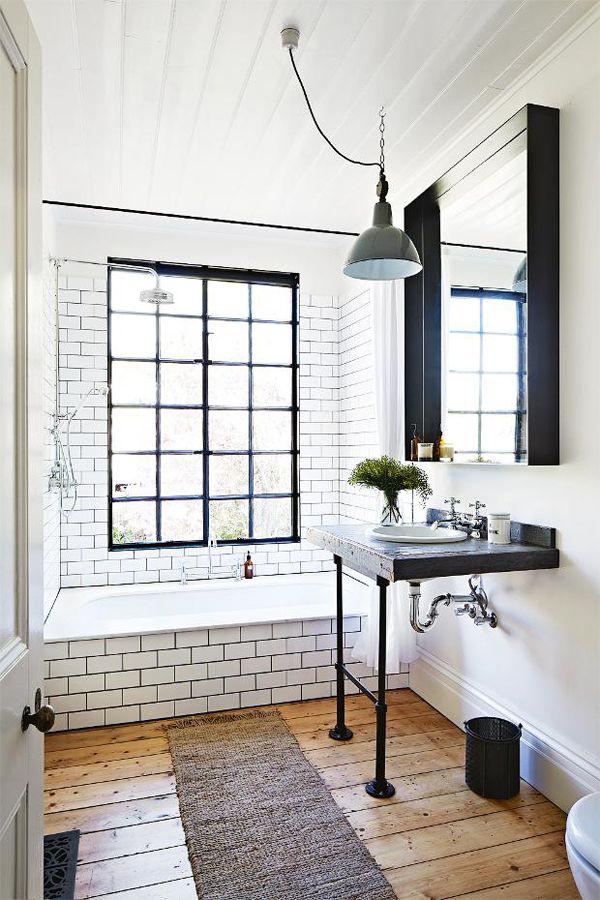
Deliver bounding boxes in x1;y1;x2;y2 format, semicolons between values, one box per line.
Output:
283;27;422;282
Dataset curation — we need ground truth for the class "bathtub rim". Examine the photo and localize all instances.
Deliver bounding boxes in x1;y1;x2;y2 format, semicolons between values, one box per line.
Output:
44;571;370;643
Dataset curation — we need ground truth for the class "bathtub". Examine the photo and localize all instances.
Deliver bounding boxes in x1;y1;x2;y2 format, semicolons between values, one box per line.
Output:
43;573;407;732
45;572;370;642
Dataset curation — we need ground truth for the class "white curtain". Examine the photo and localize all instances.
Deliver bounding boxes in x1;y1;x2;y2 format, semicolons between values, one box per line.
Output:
351;281;418;671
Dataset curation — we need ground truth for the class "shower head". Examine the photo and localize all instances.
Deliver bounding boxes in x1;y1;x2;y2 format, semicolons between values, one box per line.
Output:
140;273;174;305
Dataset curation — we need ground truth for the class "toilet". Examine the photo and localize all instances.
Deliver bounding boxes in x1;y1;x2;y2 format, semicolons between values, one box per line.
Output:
566;792;600;899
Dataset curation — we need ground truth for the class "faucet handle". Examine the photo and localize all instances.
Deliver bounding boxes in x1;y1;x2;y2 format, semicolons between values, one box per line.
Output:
469;500;486;517
444;497;461;516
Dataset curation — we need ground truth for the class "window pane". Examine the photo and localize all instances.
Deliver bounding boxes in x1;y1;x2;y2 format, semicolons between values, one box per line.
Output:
160;363;202;405
160;455;203;496
210;411;249;451
210;455;248;496
446;372;479;412
481;414;517;453
160;409;203;451
482;335;518;372
447;333;480;371
254;455;291;494
111;313;156;359
254;498;292;538
160;317;203;360
110;270;155;314
445;412;479;453
210;499;249;540
207;281;248;319
209;320;248;362
252;285;292;321
112;455;155;498
252;323;292;364
482;374;519;411
482;299;518;333
449;296;479;332
161;500;203;542
253;411;291;450
209;365;248;407
111;361;156;404
112;408;155;451
112;501;156;544
158;276;201;316
253;368;292;407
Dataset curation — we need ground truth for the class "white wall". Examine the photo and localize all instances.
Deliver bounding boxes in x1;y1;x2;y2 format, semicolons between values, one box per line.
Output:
407;18;600;810
48;215;349;588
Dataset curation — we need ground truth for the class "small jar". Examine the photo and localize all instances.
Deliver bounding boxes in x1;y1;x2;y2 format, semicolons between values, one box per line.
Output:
487;513;511;545
439;443;454;462
417;442;433;461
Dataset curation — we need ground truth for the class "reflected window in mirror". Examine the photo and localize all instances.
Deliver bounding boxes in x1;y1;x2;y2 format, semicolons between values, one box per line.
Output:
444;285;526;463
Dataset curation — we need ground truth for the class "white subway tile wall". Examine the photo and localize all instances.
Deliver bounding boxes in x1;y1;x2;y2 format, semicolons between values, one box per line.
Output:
44;616;409;731
55;269;341;587
43;261;61;618
338;288;380;523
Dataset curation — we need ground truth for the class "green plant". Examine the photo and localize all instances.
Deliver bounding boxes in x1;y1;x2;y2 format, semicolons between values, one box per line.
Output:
348;455;432;523
112;524;151;545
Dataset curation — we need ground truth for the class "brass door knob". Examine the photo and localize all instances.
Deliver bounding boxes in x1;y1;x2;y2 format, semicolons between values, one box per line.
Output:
22;688;55;733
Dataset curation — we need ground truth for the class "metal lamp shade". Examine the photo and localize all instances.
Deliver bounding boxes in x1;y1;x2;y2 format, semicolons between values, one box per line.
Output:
344;200;422;281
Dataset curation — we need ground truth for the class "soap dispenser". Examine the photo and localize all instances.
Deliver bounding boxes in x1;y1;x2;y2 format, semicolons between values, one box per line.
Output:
244;552;254;579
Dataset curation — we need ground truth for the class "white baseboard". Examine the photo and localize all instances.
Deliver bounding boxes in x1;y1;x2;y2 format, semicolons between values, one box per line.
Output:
410;650;599;812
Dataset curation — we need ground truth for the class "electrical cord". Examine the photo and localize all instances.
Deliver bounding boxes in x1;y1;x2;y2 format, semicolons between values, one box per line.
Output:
288;48;382;173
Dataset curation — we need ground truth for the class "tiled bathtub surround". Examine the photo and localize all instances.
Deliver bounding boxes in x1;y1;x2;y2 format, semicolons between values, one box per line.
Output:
55;268;339;589
44;617;408;731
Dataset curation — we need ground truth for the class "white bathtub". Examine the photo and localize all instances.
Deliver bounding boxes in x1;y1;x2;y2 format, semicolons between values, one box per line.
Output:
45;572;370;642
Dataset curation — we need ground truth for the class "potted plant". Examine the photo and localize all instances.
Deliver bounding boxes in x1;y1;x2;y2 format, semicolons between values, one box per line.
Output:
348;455;432;525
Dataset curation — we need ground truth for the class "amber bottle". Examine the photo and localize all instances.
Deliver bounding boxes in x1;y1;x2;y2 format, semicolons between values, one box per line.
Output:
244;552;254;579
410;424;421;462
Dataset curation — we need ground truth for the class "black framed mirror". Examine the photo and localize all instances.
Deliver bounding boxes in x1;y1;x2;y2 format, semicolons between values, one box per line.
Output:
404;104;559;465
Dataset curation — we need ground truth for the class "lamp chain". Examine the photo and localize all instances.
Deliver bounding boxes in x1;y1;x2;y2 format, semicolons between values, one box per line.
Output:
379;109;386;174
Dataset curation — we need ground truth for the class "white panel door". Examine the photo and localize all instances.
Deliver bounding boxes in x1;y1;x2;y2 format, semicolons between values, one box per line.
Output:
0;2;44;898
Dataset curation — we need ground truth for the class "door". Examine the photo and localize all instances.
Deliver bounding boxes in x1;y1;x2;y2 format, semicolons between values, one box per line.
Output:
0;2;44;898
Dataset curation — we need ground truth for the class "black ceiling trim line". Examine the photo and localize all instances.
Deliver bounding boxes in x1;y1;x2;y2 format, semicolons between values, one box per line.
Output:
42;199;360;238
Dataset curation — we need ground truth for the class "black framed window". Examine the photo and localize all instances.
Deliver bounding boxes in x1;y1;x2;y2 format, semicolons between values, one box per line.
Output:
445;287;527;463
108;259;299;549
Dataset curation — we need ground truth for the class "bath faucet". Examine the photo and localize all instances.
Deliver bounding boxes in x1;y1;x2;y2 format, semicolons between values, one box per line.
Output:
180;562;187;585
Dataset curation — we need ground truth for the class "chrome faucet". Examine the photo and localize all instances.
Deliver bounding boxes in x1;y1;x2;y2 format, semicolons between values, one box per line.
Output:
434;497;486;538
432;497;461;528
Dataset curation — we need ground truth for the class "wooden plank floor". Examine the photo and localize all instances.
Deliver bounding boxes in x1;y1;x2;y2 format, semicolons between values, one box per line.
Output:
44;690;577;899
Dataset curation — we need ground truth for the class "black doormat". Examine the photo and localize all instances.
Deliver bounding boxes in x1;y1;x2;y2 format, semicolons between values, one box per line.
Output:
44;830;80;900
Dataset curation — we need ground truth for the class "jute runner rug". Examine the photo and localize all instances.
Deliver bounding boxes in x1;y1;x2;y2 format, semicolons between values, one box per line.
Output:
166;709;395;900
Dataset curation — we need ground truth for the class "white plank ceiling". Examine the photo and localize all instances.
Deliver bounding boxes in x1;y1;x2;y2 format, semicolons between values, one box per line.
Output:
27;0;595;232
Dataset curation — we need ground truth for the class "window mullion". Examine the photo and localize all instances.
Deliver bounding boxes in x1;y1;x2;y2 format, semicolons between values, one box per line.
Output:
202;278;209;544
155;302;161;542
248;282;254;540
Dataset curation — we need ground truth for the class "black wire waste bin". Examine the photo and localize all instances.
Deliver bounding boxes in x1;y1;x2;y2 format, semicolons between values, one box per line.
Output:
465;717;522;799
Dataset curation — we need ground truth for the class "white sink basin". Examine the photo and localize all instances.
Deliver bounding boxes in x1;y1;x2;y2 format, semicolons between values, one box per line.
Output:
369;524;468;544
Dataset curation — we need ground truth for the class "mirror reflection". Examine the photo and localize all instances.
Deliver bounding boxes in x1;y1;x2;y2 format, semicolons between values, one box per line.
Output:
440;151;527;463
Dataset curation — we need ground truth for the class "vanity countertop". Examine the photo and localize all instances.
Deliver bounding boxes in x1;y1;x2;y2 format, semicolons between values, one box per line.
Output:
306;521;559;583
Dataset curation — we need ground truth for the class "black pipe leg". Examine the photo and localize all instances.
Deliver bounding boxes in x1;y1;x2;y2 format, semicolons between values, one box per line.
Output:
329;555;353;742
366;578;395;798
